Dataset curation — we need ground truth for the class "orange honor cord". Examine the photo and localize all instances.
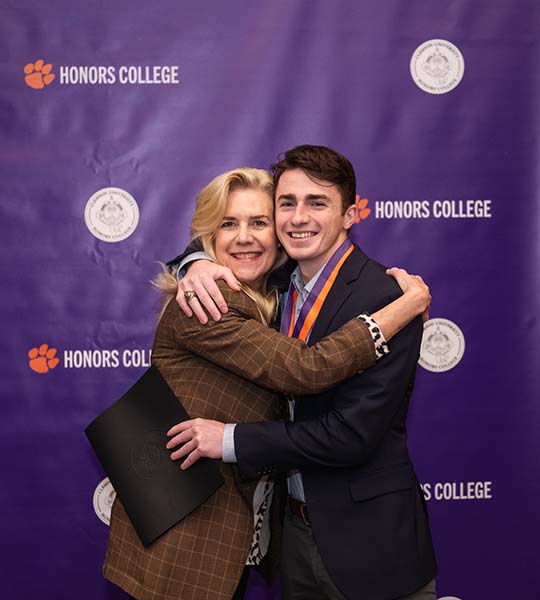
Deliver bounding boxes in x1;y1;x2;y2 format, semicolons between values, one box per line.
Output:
280;239;354;340
296;245;354;341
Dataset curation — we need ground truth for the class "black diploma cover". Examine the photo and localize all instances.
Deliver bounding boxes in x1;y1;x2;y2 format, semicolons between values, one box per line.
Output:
85;366;224;547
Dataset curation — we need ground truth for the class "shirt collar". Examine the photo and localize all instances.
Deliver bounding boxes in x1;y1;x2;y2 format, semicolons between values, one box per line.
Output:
290;261;328;298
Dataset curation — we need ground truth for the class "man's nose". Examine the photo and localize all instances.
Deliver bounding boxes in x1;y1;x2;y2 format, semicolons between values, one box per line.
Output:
291;204;309;225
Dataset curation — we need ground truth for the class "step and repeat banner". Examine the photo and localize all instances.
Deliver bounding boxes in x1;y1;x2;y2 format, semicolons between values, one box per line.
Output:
2;2;538;599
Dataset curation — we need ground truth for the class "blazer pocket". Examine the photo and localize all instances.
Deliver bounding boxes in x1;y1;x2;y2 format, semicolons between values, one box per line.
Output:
349;464;413;502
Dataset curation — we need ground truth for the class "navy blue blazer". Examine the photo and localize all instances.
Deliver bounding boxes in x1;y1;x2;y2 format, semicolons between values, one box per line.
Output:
234;245;437;600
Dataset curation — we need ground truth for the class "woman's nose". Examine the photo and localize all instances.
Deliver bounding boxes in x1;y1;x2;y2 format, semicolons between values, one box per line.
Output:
236;223;253;244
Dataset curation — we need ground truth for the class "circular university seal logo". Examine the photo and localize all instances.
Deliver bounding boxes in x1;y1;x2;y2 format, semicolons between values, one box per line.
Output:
93;477;116;525
85;187;139;242
419;318;465;372
410;39;464;94
131;430;166;478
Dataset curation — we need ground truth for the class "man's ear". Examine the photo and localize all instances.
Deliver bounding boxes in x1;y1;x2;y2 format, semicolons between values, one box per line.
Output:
343;202;358;230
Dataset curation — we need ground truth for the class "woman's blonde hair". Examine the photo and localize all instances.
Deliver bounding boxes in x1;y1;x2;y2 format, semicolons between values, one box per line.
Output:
154;168;283;324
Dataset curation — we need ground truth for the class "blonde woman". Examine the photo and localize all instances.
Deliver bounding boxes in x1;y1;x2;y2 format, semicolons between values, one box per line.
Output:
103;168;429;600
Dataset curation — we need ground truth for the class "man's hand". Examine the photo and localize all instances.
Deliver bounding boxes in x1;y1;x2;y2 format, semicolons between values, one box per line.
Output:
166;418;225;469
176;261;240;323
386;267;431;322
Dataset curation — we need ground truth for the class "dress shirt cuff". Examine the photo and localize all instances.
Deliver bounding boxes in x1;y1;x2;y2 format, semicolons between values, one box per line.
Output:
222;423;238;463
357;313;389;360
176;251;214;281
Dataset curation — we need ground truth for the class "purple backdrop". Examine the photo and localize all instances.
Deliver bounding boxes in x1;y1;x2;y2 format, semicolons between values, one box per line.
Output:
2;2;539;599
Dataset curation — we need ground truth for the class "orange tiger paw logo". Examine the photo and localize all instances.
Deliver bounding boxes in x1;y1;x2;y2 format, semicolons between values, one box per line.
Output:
24;60;55;89
28;344;60;373
353;196;371;223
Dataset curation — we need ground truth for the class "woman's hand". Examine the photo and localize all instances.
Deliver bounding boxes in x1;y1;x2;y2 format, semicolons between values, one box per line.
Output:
177;261;240;323
386;267;431;322
371;268;432;342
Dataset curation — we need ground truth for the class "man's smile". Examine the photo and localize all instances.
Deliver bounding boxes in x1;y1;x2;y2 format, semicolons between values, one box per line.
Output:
287;232;317;239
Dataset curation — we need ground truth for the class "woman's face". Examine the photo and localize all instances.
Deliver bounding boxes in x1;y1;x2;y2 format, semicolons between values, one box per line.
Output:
214;188;277;290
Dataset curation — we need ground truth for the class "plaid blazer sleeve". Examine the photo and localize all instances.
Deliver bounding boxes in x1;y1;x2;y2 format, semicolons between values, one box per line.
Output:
170;282;377;395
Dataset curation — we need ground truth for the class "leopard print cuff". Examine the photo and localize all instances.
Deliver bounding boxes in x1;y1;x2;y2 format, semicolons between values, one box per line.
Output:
358;314;389;360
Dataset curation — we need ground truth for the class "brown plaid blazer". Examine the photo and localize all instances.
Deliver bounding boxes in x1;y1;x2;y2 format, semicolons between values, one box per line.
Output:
103;283;376;600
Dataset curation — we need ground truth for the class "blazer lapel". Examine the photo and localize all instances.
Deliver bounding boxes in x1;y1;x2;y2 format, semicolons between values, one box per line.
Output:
309;245;369;343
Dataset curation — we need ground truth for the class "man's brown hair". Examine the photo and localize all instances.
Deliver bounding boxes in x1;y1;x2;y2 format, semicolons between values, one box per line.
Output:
270;144;356;212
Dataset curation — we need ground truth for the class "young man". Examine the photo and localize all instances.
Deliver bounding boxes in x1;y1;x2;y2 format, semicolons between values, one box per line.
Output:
168;146;437;600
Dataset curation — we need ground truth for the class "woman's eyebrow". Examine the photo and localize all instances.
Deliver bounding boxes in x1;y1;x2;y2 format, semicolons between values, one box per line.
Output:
222;214;271;220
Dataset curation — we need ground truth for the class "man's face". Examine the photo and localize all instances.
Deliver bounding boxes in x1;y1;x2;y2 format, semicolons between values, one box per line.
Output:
275;169;356;281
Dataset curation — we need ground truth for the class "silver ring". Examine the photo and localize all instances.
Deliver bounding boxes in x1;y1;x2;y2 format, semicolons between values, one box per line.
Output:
184;290;197;302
